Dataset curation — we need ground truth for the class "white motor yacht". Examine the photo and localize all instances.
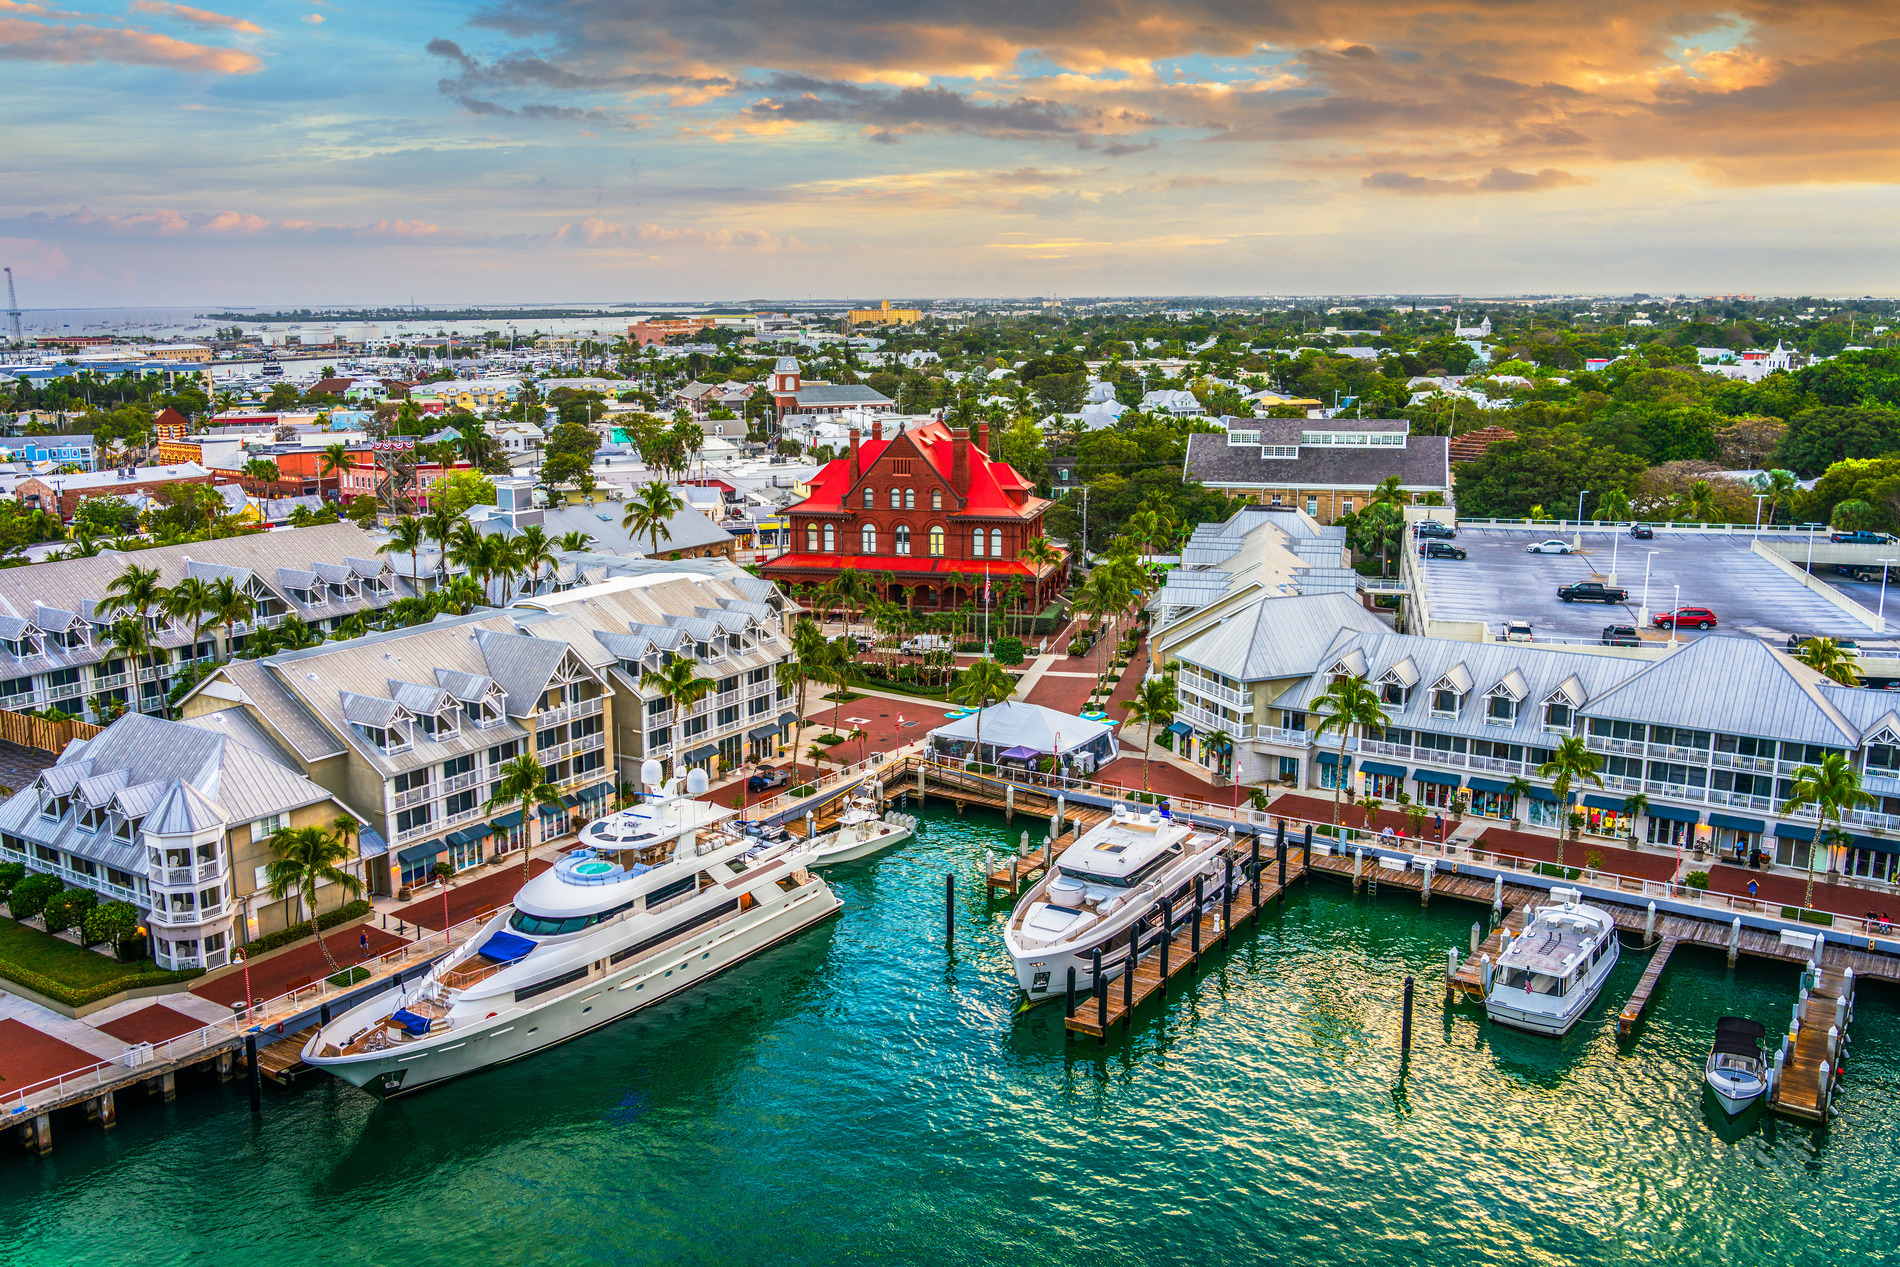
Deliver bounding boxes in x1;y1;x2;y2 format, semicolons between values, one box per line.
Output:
1485;890;1620;1035
303;763;840;1097
1003;803;1232;1003
807;790;917;866
1705;1016;1769;1115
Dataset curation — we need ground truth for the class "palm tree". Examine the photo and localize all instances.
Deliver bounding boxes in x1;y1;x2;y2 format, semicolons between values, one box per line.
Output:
378;516;427;594
1620;791;1649;840
1505;775;1532;824
1309;674;1388;827
1537;735;1604;867
824;569;873;642
1020;533;1061;605
484;754;565;886
1795;636;1860;686
263;824;362;976
241;457;281;488
163;576;215;660
1780;751;1874;908
623;480;684;558
438;574;486;614
1754;468;1799;525
98;563;165;623
515;524;557;597
640;657;716;776
1596;488;1632;524
556;529;596;553
208;576;255;660
1202;728;1234;784
319;442;353;504
948;656;1016;768
1118;674;1178;793
423;502;459;589
276;614;322;650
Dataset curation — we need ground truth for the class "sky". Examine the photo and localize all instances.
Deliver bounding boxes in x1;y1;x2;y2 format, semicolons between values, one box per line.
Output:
4;1;1900;306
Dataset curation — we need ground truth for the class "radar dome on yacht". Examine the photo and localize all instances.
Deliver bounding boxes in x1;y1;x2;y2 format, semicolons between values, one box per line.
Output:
640;759;663;787
685;768;710;796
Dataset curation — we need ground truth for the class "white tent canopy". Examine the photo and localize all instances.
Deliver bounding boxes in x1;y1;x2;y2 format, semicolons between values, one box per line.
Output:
929;702;1115;767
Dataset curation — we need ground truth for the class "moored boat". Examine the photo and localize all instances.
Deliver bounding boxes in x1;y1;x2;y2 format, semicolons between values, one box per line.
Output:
807;790;917;866
1485;890;1621;1036
1705;1016;1769;1115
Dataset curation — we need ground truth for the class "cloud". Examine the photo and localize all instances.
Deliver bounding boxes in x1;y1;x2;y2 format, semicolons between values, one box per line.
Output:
0;15;260;71
545;216;804;252
302;12;322;23
0;235;68;281
1363;166;1588;195
741;75;1156;147
126;2;262;34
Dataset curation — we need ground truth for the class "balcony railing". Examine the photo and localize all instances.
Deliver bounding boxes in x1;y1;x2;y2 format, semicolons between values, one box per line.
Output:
45;681;83;701
1707;787;1775;812
92;671;130;691
1252;725;1309;747
1179;676;1249;710
148;901;233;928
1586;734;1646;757
1599;773;1643;793
536;731;607;765
1644;780;1704;802
1864;770;1900;799
1712;751;1777;775
538;695;605;729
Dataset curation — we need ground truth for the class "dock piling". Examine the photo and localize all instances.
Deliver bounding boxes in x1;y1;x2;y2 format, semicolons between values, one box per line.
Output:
1064;966;1076;1039
1249;833;1261;917
1276;830;1287;893
1480;954;1493;995
1728;917;1742;967
1005;783;1015;822
25;1113;50;1156
944;873;955;947
1470;922;1481;955
1644;901;1656;944
805;809;816;842
1492;873;1503;919
1446;947;1459;997
1301;823;1312;871
245;1034;261;1115
1401;975;1415;1054
1420;859;1432;907
1191;876;1204;963
1353;848;1364;892
1222;855;1234;949
1094;948;1107;1047
1159;899;1172;996
1123;934;1136;1029
1055;795;1065;842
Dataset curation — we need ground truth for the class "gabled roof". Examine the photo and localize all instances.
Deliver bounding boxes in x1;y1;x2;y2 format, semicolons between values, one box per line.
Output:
473;628;572;716
1580;636;1859;747
1434;663;1474;695
1490;668;1529;701
341;692;404;728
145;779;228;835
389;679;451;715
783;418;1047;519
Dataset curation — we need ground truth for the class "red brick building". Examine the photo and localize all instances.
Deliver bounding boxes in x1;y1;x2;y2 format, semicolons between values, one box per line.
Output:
763;418;1063;614
628;317;715;347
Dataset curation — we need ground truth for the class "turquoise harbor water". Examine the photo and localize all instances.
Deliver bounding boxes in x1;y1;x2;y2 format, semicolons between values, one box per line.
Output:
3;805;1896;1265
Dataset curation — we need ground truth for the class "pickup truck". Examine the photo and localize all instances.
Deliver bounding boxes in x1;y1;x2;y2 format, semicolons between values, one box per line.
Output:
1556;581;1630;603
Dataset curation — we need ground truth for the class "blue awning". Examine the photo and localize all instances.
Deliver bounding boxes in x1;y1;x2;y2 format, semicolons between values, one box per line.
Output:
492;809;523;829
682;744;717;763
355;825;388;859
1360;761;1406;778
445;828;475;847
538;801;564;817
1414;769;1459;786
478;931;537;964
1649;804;1699;824
1854;833;1900;856
1774;823;1815;840
748;722;782;740
1709;813;1766;833
395;839;444;865
464;820;493;839
778;711;799;727
579;781;614;801
1528;786;1568;803
1167;721;1193;736
1582;793;1624;810
1467;776;1511;794
1317;750;1348;766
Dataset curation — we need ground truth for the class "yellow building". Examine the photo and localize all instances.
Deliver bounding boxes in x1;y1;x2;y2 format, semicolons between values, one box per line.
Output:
847;300;922;327
146;343;214;363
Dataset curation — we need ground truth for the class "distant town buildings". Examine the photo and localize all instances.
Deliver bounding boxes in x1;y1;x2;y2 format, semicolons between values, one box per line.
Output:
847;300;922;328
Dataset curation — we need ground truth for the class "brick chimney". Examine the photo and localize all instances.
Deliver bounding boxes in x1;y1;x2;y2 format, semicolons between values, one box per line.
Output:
870;417;883;441
951;427;971;493
848;428;862;486
975;421;988;454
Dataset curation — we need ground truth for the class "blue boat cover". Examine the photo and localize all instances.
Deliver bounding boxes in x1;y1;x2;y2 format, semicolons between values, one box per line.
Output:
478;931;536;964
390;1008;432;1035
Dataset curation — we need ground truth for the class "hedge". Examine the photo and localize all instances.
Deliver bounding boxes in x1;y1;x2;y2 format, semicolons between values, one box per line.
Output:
0;960;203;1009
239;899;374;956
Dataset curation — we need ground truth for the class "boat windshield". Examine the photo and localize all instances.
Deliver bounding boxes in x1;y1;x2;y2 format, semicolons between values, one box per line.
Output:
1058;850;1176;890
510;896;638;936
1496;967;1567;996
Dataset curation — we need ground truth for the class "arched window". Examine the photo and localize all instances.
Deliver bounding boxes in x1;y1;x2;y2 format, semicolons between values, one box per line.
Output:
972;529;986;557
805;524;818;552
861;523;877;554
904;488;915;510
823;523;835;552
991;528;1003;557
928;526;945;557
862;488;874;509
931;489;943;510
895;525;911;555
889;488;901;510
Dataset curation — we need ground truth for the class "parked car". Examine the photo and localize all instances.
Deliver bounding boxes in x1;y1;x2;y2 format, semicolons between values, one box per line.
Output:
1629;523;1654;539
1414;520;1457;540
1602;625;1641;647
1653;606;1718;630
745;767;792;793
1526;539;1573;554
1787;634;1860;654
1424;541;1467;560
1830;529;1890;544
900;634;953;655
1831;562;1891;582
1503;620;1535;642
1558;581;1630;603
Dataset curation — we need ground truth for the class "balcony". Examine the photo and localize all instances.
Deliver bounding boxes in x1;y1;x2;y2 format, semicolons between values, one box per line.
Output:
45;681;84;701
1653;743;1709;764
0;690;35;710
1644;780;1705;802
148;900;233;928
1466;754;1519;775
91;671;130;691
1180;676;1249;710
1599;773;1643;794
1707;787;1775;813
1253;725;1309;747
1863;769;1900;799
1585;734;1645;757
1712;751;1777;775
154;860;223;888
1175;701;1250;738
393;782;435;811
536;730;606;765
538;695;605;729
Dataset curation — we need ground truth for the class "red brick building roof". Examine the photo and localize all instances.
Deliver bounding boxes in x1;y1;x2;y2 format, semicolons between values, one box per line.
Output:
1448;425;1517;465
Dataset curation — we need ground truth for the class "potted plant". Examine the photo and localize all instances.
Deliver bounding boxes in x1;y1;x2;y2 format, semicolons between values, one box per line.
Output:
432;860;455;886
1505;776;1532;831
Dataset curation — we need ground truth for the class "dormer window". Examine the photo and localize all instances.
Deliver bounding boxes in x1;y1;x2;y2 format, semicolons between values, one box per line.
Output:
1545;701;1573;729
1381;682;1408;706
115;814;140;842
1487;694;1517;723
78;804;107;833
1432;689;1458;716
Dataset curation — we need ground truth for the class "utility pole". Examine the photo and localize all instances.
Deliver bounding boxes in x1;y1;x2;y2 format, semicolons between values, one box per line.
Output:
1080;485;1091;574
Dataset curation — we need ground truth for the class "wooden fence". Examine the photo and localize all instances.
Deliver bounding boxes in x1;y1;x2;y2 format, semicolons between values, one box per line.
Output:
0;709;103;756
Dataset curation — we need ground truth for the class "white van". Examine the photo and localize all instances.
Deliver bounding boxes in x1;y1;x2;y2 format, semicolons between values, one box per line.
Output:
900;634;953;655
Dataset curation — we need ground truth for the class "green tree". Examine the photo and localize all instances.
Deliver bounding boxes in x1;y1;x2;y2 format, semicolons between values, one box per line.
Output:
1794;636;1860;686
639;657;716;776
622;480;684;558
1118;674;1179;793
263;824;363;975
948;656;1017;767
319;442;352;503
1310;675;1388;827
377;516;428;593
1538;735;1603;866
81;899;140;955
208;575;255;659
484;754;566;887
1452;425;1649;519
98;563;165;622
1774;406;1900;477
1779;752;1874;908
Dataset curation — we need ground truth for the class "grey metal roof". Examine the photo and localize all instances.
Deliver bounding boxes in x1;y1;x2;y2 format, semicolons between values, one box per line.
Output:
1171;592;1387;684
1185;431;1450;491
145;779;228;835
277;567;319;590
75;768;129;807
473;628;572;716
312;560;355;584
434;668;496;702
389;679;451;715
1579;636;1860;747
341;692;404;728
204;658;348;762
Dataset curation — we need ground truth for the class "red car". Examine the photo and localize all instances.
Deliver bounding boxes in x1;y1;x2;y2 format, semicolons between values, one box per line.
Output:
1653;606;1717;630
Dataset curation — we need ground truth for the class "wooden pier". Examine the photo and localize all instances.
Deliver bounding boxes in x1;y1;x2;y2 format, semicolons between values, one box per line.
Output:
253;1029;317;1085
1063;845;1308;1041
983;808;1110;898
1449;905;1530;1001
1618;935;1679;1039
1771;962;1855;1124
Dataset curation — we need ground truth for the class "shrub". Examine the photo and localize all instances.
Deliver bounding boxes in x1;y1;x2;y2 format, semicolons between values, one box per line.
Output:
0;862;24;906
9;872;63;922
1583;849;1604;871
1535;862;1581;880
991;637;1025;666
41;887;97;935
82;900;140;950
238;899;373;955
1684;870;1711;890
815;733;846;745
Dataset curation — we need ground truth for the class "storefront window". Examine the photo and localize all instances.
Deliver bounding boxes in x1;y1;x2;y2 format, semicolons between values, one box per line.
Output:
1416;780;1455;809
1319;760;1350;790
1642;814;1687;846
1362;772;1402;800
1468;789;1516;820
1525;798;1564;828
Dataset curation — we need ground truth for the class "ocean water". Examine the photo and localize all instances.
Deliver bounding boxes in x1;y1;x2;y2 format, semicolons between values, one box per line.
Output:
1;805;1893;1265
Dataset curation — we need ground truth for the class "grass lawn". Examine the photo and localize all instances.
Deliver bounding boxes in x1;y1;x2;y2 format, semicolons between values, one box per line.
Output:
0;917;197;1004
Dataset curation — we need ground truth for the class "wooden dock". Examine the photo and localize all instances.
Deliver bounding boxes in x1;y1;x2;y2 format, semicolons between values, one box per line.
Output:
1063;846;1308;1041
1618;934;1679;1038
1771;963;1854;1124
253;1029;317;1085
1449;905;1530;1000
983;808;1109;898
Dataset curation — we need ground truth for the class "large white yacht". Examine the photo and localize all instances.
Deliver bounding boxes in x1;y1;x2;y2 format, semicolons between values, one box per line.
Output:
807;789;917;867
303;764;840;1097
1003;803;1232;1003
1485;890;1621;1035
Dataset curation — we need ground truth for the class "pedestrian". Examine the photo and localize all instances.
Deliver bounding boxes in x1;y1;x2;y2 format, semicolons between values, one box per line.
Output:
1380;825;1395;850
359;929;370;959
1747;879;1758;899
1434;811;1444;841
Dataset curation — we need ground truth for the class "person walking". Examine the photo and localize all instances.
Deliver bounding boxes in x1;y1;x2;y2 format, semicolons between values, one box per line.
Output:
359;929;371;960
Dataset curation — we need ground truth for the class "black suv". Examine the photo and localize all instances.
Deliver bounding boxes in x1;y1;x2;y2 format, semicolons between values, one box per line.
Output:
1602;625;1641;647
1414;521;1456;540
1629;524;1654;539
1424;541;1467;560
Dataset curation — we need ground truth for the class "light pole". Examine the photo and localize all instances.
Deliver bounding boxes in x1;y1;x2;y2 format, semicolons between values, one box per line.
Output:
1669;583;1681;646
1753;493;1768;539
1576;489;1590;526
1639;551;1659;625
1880;559;1897;633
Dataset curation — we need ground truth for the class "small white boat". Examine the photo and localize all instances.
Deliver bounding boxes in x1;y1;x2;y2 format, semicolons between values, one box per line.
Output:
807;792;917;866
1705;1016;1769;1115
1485;889;1621;1035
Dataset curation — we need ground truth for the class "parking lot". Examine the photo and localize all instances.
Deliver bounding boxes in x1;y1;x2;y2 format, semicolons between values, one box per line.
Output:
1417;527;1892;648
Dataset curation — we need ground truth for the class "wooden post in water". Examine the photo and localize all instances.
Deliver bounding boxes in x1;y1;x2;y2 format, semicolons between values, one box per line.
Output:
246;1033;262;1115
1064;965;1076;1039
1301;823;1313;873
916;763;925;806
1728;916;1742;967
944;874;955;947
1420;858;1432;908
1159;898;1173;996
1222;855;1234;949
1276;833;1287;895
1005;783;1015;822
1644;901;1656;944
1250;833;1261;916
1094;947;1107;1047
1122;933;1135;1029
1470;922;1481;955
1400;975;1415;1055
1353;848;1364;892
1191;875;1204;963
1055;795;1065;841
1492;873;1504;920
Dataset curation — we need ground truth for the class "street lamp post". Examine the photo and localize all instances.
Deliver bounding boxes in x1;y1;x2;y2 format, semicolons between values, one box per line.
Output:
1879;559;1897;633
1753;493;1768;539
1639;551;1660;625
1670;583;1681;647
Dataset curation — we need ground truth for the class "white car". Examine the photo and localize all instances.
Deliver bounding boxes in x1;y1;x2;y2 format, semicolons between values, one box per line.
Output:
1526;539;1572;554
1504;620;1535;643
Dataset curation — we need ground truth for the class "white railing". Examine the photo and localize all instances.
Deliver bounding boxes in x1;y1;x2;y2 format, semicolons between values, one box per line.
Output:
393;783;435;811
1586;734;1646;757
1707;787;1775;812
1645;780;1702;801
1599;773;1643;793
1864;770;1900;798
1467;754;1517;775
1713;751;1777;775
46;681;83;701
1178;675;1249;710
148;901;233;928
1253;725;1309;747
1175;701;1247;736
91;671;129;691
1844;805;1900;832
1653;743;1708;764
538;695;605;728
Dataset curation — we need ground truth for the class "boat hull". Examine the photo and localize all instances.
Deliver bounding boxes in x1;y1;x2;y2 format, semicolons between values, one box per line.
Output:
1705;1064;1767;1116
811;823;913;866
1008;872;1231;1002
305;879;840;1098
1484;936;1620;1036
